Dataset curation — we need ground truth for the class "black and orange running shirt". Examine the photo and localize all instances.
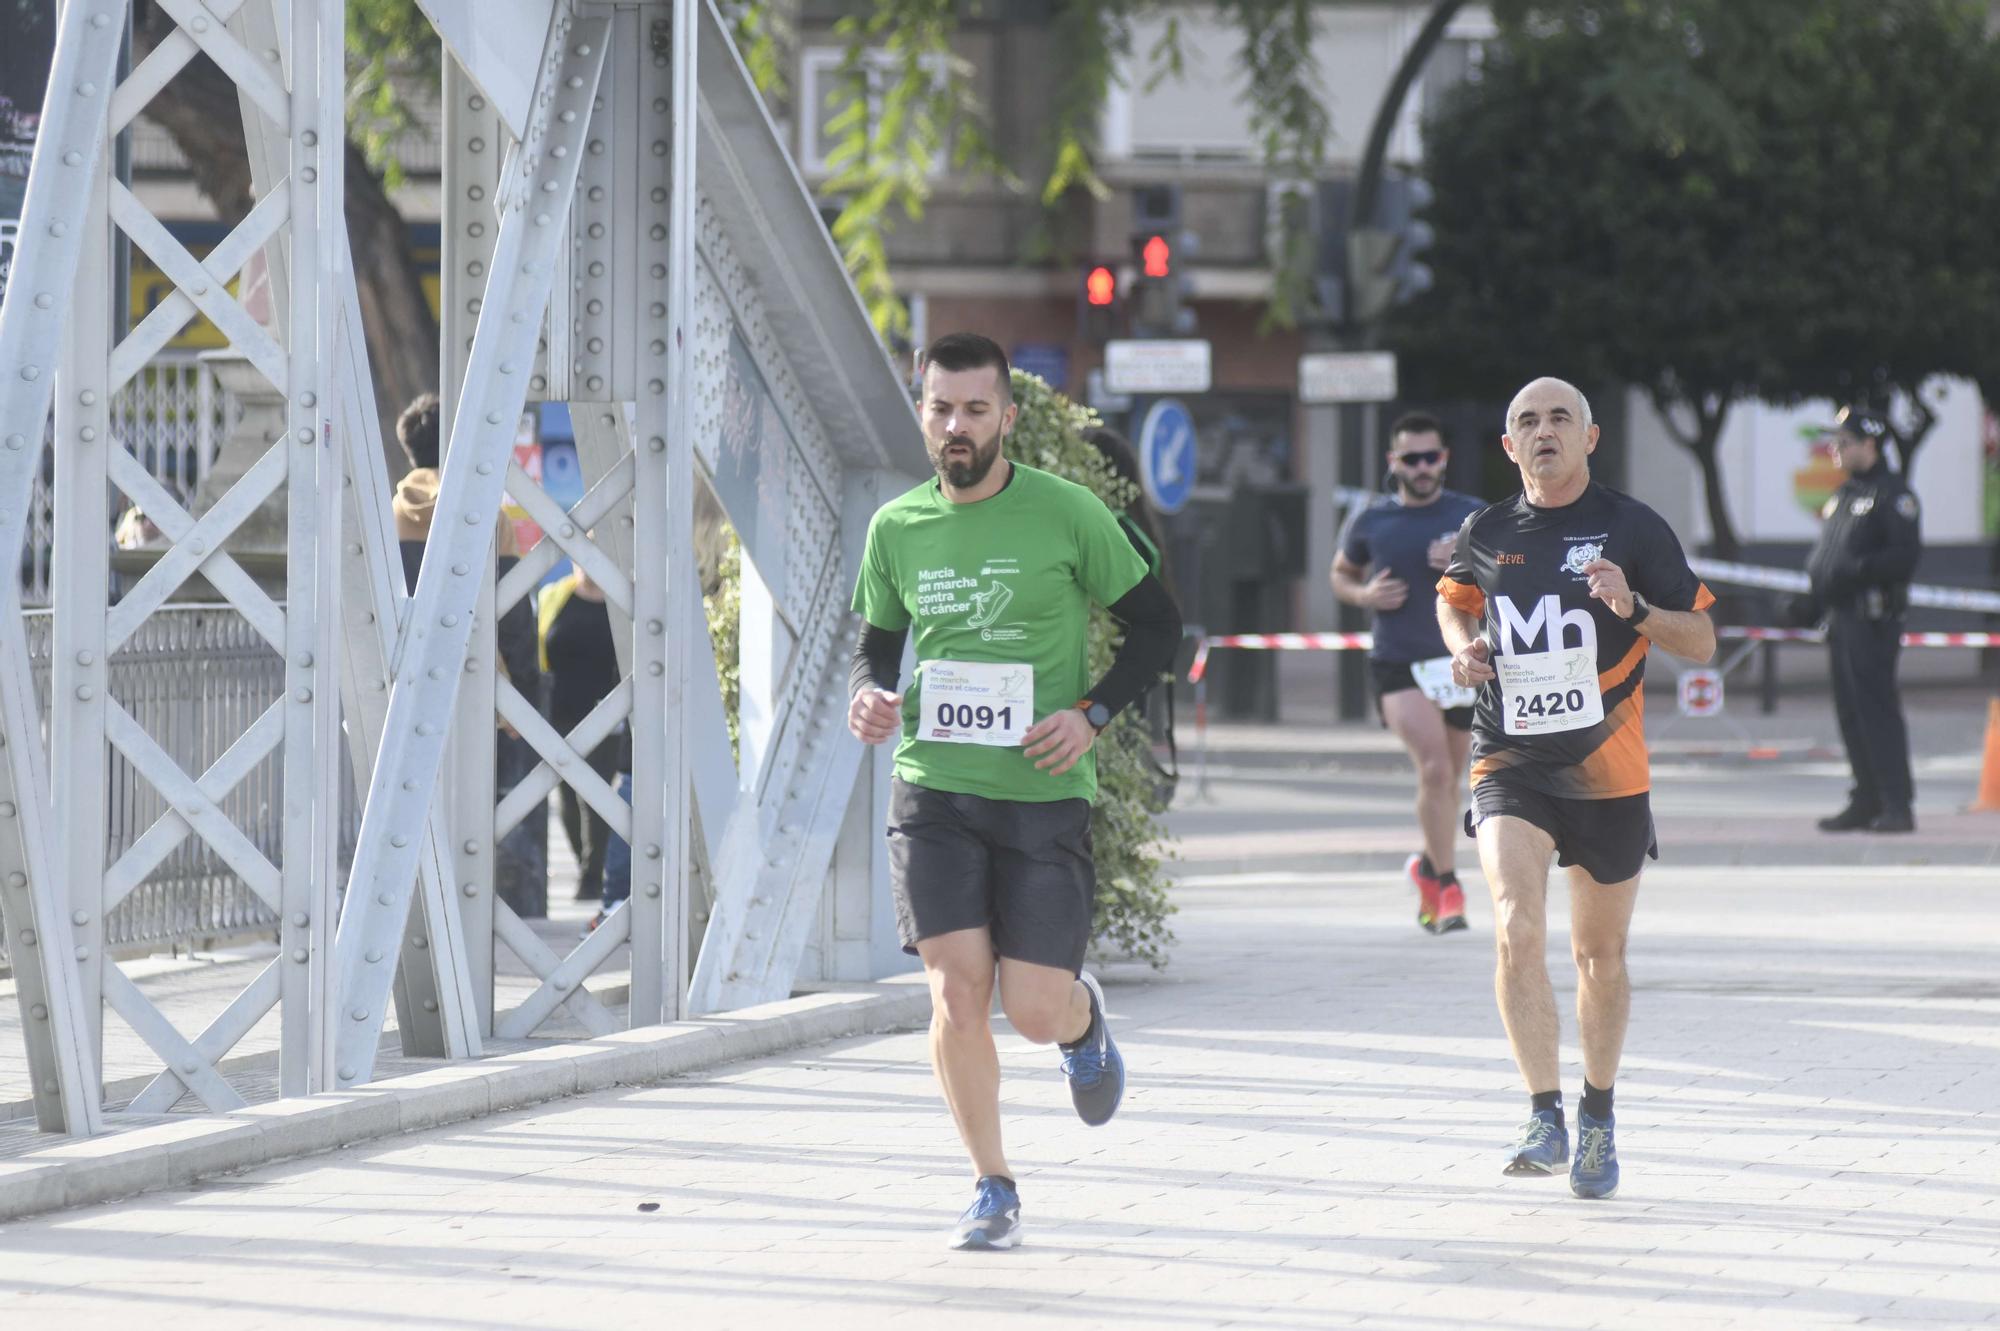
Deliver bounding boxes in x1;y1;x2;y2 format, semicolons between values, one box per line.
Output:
1436;483;1715;799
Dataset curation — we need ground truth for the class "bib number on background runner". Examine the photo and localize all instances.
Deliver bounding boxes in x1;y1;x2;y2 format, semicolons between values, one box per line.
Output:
921;660;1033;747
1496;646;1603;735
1409;656;1477;709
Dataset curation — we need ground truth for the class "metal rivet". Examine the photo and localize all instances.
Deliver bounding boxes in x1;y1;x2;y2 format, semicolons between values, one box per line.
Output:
295;687;311;702
6;872;23;887
462;883;479;897
414;936;429;950
441;613;459;627
300;391;317;408
293;912;309;927
647;619;663;634
464;512;480;525
20;929;35;946
416;723;434;737
78;82;96;96
302;130;318;147
428;667;444;681
648;380;665;396
338;1066;356;1081
365;949;382;964
47;222;63;237
558;524;575;539
350;1009;368;1022
550;146;567;159
3;435;21;450
30;1004;47;1020
422;999;438;1012
644;844;662;860
181;1059;198;1074
568;76;585;89
450;562;470;576
292;949;309;963
0;802;12;818
554;978;571;992
648;662;663;676
560;109;577;124
475;460;492;475
75;946;89;960
486;410;502;424
33;293;52;309
62;150;82;166
301;166;317;183
463;840;480;855
588;376;605;392
75;650;93;666
297;428;314;444
75;685;93;701
377;893;394;906
189;539;206;555
297;652;314;668
71;909;88;926
19;366;39;382
402;779;417;792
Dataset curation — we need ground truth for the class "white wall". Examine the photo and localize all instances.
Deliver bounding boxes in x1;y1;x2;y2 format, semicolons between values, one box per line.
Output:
1623;380;1992;547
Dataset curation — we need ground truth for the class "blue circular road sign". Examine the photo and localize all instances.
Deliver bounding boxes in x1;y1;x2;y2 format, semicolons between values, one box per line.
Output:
1138;398;1196;515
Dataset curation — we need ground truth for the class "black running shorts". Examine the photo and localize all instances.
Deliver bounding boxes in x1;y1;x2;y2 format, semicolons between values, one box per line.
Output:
1370;658;1474;732
886;777;1096;974
1465;772;1658;886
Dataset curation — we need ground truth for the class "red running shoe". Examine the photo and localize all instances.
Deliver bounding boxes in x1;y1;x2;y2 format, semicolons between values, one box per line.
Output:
1434;881;1469;934
1406;853;1442;933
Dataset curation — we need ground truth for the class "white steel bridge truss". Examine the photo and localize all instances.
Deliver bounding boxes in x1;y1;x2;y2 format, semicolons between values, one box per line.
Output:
0;0;920;1134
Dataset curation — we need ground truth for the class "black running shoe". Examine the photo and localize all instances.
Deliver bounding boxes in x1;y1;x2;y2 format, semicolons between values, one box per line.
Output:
1817;803;1878;832
949;1175;1021;1250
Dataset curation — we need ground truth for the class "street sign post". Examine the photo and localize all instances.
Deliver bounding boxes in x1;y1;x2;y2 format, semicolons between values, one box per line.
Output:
1299;351;1398;404
1105;338;1211;394
1138;398;1196;515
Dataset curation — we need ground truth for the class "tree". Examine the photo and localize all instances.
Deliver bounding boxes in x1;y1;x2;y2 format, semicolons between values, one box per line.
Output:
135;0;438;459
1392;0;2000;555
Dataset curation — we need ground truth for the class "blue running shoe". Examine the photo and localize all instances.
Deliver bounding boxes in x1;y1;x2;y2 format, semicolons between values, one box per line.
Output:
1503;1107;1570;1176
1060;971;1125;1127
1570;1111;1620;1199
949;1175;1021;1250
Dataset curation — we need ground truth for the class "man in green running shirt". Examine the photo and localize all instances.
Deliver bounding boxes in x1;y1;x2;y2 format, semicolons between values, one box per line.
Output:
849;333;1181;1250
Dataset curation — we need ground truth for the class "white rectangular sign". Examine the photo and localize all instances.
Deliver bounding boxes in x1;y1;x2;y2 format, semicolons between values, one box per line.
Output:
1104;339;1212;394
1299;351;1398;404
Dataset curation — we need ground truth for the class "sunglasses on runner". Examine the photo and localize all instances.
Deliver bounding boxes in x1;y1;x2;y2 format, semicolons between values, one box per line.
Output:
1394;450;1444;467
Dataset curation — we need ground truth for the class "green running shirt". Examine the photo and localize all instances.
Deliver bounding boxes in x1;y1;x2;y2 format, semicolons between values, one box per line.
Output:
851;463;1149;803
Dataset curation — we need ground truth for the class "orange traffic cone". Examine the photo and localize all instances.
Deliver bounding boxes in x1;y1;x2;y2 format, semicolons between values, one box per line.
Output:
1972;697;2000;813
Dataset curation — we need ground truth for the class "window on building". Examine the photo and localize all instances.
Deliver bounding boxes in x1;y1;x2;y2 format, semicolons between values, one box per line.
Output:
798;47;952;178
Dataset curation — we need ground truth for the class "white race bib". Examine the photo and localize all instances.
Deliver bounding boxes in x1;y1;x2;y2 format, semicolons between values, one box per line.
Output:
1496;645;1603;735
1409;656;1477;709
920;660;1034;747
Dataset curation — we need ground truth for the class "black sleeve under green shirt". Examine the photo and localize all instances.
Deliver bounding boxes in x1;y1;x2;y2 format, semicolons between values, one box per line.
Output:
848;463;1157;804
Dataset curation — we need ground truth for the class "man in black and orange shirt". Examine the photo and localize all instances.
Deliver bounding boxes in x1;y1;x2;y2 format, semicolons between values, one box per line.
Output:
1436;377;1716;1201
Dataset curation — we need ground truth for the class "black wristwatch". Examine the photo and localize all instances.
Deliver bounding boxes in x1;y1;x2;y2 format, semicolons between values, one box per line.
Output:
1624;592;1651;626
1076;699;1113;732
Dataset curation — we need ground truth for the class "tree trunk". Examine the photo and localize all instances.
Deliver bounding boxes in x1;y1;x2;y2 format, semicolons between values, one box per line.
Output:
134;17;436;469
1890;385;1937;480
1654;391;1739;559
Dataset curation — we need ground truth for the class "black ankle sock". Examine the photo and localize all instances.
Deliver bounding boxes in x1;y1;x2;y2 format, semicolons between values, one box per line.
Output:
1418;854;1437;878
1580;1080;1614;1120
1436;870;1459;887
1531;1090;1564;1124
1058;990;1099;1053
979;1173;1016;1194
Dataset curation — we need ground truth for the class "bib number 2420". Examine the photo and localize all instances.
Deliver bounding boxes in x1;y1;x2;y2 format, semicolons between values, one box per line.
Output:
1495;646;1604;736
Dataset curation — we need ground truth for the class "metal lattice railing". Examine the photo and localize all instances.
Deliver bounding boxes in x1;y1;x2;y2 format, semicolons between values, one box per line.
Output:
0;604;359;969
18;354;225;606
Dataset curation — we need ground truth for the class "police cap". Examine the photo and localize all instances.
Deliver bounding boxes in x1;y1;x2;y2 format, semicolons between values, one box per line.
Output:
1831;405;1890;441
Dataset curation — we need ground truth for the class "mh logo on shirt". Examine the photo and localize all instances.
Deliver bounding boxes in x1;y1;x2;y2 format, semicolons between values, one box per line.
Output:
1494;593;1598;658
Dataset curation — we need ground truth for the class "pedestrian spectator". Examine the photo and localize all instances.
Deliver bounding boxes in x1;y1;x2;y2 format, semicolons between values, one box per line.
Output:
393;392;548;914
1794;405;1921;833
536;550;629;924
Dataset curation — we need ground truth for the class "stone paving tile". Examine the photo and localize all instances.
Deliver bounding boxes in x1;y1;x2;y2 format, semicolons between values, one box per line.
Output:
1;855;1995;1329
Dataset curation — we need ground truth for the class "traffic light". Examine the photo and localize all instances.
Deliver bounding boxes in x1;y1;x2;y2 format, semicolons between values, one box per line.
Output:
1129;185;1196;336
1079;264;1120;342
1346;172;1435;326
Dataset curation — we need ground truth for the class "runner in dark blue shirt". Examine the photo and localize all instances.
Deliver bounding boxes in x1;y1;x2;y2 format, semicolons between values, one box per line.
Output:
1331;413;1486;934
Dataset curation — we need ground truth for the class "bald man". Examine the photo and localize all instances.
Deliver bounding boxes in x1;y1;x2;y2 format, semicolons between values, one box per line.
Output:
1435;377;1717;1199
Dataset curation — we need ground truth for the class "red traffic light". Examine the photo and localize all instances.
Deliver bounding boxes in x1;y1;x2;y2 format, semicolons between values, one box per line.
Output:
1142;234;1171;278
1086;266;1117;306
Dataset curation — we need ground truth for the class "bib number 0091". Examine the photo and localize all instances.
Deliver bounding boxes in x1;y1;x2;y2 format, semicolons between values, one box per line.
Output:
934;702;1015;732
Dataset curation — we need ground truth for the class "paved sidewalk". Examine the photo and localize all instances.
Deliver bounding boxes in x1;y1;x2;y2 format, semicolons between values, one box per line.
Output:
1;762;1995;1327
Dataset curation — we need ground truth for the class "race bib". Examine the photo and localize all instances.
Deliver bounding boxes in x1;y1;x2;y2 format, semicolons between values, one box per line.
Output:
1496;646;1603;735
920;660;1033;747
1409;656;1477;709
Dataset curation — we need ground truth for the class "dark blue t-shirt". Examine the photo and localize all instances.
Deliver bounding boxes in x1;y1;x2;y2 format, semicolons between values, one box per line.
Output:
1339;489;1485;663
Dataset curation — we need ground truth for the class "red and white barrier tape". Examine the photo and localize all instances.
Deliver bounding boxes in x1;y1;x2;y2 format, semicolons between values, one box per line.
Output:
1189;625;1997;682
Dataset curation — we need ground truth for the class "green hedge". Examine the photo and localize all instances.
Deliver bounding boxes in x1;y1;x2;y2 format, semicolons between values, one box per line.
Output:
1003;370;1178;969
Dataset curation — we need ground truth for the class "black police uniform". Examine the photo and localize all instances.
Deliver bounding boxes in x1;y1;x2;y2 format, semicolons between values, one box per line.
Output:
1799;417;1922;831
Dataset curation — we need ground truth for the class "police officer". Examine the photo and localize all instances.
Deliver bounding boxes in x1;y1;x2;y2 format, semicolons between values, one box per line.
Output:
1797;405;1922;833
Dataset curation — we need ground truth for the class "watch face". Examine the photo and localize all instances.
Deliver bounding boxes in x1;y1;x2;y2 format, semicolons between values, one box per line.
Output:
1086;702;1112;729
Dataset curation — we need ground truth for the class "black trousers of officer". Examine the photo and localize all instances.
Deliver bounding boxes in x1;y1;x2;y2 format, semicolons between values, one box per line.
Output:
1827;610;1913;813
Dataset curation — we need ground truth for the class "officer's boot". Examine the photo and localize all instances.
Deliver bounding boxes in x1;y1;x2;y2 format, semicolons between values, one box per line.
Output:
1867;806;1915;833
1817;801;1878;832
